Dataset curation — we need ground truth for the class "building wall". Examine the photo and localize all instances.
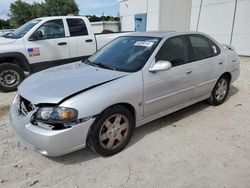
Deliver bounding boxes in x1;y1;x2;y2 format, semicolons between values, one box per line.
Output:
232;0;250;56
146;0;160;31
191;0;250;56
119;0;160;31
119;0;191;32
159;0;192;31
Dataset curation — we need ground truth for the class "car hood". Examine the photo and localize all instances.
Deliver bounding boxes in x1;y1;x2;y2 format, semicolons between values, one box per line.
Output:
0;37;16;45
18;62;129;104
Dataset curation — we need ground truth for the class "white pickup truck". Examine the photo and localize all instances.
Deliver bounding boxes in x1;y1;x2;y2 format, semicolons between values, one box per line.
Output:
0;16;127;92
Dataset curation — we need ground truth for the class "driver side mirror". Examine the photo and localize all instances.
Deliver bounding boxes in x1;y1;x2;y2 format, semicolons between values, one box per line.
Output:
149;60;172;72
29;31;43;41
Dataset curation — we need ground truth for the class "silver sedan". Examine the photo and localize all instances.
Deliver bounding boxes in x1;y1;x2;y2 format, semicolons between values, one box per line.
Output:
10;31;240;156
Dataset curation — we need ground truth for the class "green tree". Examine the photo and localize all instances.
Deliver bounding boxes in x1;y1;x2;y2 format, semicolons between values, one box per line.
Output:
44;0;79;16
31;2;45;18
9;0;79;28
9;0;33;27
86;15;119;22
0;19;11;29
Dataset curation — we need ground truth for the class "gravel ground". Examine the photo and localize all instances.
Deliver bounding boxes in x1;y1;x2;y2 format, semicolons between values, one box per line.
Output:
0;57;250;188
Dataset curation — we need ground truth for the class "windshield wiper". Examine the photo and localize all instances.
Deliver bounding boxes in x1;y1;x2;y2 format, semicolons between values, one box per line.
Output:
94;62;116;71
83;59;115;70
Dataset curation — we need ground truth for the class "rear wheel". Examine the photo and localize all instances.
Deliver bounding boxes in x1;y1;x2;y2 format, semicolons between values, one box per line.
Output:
207;75;230;106
88;105;135;156
0;63;25;92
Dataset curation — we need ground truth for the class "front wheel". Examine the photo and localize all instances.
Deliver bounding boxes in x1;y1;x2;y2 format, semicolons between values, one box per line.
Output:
207;75;230;106
0;63;25;92
87;105;135;156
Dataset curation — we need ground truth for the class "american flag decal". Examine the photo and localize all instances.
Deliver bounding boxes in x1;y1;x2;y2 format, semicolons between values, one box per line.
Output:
28;48;40;57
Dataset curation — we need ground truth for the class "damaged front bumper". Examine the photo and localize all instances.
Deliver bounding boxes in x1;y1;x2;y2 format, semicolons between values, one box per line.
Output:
9;94;95;156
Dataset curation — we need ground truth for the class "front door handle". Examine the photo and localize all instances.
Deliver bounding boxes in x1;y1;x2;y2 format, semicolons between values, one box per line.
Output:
186;70;192;74
85;39;93;43
219;62;223;65
58;42;67;46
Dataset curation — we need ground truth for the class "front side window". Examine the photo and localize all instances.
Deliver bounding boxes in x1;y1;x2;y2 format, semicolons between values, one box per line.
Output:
67;18;88;36
156;36;189;67
34;19;65;40
88;36;161;72
189;35;213;61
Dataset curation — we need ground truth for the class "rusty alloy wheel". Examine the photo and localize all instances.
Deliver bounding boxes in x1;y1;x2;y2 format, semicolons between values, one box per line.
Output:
88;105;134;156
99;114;129;150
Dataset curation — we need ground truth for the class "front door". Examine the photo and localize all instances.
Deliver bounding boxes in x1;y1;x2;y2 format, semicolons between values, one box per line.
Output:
143;35;195;117
24;19;70;66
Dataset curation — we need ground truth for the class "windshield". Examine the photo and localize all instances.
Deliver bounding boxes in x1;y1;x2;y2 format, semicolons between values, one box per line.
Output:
3;19;41;39
88;36;161;72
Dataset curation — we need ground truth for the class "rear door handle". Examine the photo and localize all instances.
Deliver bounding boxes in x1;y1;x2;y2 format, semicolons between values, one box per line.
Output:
85;39;93;43
186;70;192;74
219;62;224;65
58;42;67;46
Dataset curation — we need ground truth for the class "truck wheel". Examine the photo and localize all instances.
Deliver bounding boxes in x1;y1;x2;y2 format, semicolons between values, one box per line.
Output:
0;63;25;92
87;105;135;156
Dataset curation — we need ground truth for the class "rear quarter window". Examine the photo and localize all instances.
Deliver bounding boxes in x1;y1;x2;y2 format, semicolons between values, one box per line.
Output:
189;35;213;61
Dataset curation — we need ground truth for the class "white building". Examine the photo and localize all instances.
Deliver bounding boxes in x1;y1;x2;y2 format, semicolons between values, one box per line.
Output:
119;0;250;56
191;0;250;56
119;0;192;32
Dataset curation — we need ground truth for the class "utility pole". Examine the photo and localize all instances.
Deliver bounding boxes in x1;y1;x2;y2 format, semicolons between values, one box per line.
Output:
196;0;203;31
230;0;238;45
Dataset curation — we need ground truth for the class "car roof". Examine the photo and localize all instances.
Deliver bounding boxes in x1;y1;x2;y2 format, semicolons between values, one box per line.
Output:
126;31;207;38
35;16;86;21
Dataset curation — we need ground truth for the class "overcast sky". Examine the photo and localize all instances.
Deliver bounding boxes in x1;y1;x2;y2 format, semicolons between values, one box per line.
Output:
0;0;119;20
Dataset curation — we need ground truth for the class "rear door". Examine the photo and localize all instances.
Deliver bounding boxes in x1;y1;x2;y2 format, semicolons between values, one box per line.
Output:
24;19;70;66
188;34;223;99
143;35;195;117
66;18;96;59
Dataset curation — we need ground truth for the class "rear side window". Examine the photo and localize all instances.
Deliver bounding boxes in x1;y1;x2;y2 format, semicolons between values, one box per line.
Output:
189;35;213;61
156;36;189;67
66;18;88;36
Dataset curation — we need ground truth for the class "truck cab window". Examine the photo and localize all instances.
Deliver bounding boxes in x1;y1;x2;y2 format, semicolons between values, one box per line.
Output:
34;19;65;40
66;18;88;36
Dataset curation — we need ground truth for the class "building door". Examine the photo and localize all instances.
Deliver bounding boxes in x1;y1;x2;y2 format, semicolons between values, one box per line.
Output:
134;14;147;32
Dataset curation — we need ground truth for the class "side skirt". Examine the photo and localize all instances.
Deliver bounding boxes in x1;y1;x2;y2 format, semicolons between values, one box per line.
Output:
136;94;210;127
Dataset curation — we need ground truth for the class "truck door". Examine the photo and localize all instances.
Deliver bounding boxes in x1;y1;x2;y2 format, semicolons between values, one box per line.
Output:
24;19;70;69
66;18;96;60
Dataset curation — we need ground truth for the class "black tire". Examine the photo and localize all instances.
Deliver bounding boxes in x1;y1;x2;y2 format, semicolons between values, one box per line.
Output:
207;75;230;106
87;105;135;156
0;63;25;92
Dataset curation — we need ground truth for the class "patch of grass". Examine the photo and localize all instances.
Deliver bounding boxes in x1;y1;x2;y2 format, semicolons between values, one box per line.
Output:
0;105;10;117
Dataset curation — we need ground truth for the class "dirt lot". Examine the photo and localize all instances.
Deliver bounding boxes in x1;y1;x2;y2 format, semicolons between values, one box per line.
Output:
0;57;250;188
